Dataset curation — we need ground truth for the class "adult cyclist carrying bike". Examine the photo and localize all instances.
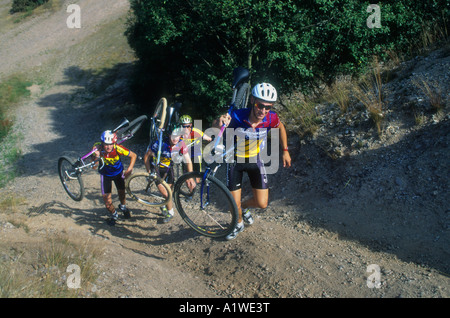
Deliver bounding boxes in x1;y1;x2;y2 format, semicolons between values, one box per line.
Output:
179;114;213;174
92;130;138;226
214;82;291;240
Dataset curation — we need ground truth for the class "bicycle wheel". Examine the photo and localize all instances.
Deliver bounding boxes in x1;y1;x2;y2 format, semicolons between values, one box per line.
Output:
172;162;193;197
235;82;250;109
173;171;238;238
149;98;167;143
58;156;84;201
166;104;180;133
126;172;172;207
116;115;147;141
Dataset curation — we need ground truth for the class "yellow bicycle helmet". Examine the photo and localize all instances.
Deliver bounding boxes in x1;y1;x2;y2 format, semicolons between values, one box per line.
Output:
180;115;192;125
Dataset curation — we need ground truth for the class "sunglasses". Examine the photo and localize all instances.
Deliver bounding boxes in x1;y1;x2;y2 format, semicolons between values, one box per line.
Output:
254;102;273;110
182;124;192;128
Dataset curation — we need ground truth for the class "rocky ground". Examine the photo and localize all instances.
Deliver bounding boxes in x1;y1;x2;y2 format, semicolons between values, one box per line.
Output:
0;0;448;300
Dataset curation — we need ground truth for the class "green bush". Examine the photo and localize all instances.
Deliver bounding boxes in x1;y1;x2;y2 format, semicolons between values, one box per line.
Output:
10;0;49;13
126;0;449;121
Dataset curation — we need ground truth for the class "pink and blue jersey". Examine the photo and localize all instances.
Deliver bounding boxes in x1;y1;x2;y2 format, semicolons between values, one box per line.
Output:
227;108;280;158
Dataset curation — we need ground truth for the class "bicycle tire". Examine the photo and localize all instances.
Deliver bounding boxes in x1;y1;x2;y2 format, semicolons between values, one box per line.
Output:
235;82;250;109
154;98;168;129
172;163;192;197
166;104;180;133
58;156;84;201
116;115;148;141
126;172;172;207
173;171;238;238
149;98;168;143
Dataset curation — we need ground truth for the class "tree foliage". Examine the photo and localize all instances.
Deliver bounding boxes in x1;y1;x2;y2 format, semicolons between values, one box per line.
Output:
126;0;449;120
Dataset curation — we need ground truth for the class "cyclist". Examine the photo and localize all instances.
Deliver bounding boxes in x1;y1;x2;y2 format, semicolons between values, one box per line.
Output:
215;82;291;240
93;130;137;226
144;128;195;223
179;114;212;174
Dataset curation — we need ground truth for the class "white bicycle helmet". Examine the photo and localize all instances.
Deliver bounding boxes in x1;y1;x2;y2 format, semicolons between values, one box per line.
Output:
251;83;277;102
101;130;117;144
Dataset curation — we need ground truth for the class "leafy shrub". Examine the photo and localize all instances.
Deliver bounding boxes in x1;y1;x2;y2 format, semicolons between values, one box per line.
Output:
10;0;49;13
126;0;449;121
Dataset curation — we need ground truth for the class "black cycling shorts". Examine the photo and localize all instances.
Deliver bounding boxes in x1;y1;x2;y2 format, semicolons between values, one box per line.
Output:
100;173;125;195
154;166;175;185
226;161;268;191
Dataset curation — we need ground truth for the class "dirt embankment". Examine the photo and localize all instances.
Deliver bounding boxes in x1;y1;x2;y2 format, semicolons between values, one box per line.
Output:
0;0;448;298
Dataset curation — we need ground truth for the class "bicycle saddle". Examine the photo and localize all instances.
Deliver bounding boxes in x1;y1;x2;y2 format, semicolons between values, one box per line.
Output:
232;67;249;89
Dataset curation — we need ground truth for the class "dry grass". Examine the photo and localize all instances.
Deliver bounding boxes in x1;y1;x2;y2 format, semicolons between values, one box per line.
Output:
0;235;102;297
412;77;445;112
278;92;321;138
328;77;352;114
0;194;101;298
352;57;386;135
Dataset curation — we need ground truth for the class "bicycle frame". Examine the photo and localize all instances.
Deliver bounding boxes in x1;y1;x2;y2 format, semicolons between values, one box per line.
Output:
213;67;249;149
149;101;184;173
75;118;134;174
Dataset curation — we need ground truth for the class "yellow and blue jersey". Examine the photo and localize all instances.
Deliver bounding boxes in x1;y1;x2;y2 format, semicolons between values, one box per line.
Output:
95;143;130;177
148;138;187;168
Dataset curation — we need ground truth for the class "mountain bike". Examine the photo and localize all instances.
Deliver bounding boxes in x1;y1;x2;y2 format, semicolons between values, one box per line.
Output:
171;67;250;238
57;115;148;201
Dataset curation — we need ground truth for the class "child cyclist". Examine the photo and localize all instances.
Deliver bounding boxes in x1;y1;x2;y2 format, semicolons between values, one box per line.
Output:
143;127;196;223
93;130;137;226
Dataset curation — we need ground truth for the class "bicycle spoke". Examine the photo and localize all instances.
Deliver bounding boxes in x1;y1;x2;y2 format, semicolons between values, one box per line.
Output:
58;157;84;201
126;172;171;207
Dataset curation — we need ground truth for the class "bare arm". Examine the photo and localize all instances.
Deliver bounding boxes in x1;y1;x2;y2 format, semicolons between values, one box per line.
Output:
124;150;137;178
278;122;291;168
183;152;193;172
143;149;154;173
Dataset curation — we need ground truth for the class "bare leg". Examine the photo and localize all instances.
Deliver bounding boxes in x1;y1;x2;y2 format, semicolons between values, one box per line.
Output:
102;193;115;215
158;183;173;211
242;188;269;210
118;189;126;205
230;189;242;223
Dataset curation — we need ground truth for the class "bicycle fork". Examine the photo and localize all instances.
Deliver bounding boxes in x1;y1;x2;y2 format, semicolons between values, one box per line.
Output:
200;168;212;209
199;164;221;209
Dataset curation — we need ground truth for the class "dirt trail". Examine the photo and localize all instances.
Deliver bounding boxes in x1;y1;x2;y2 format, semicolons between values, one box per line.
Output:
0;0;448;299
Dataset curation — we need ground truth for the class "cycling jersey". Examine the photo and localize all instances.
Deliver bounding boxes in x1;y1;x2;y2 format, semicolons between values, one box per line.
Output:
225;108;280;191
148;138;188;168
95;143;130;177
227;108;280;158
182;127;204;157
